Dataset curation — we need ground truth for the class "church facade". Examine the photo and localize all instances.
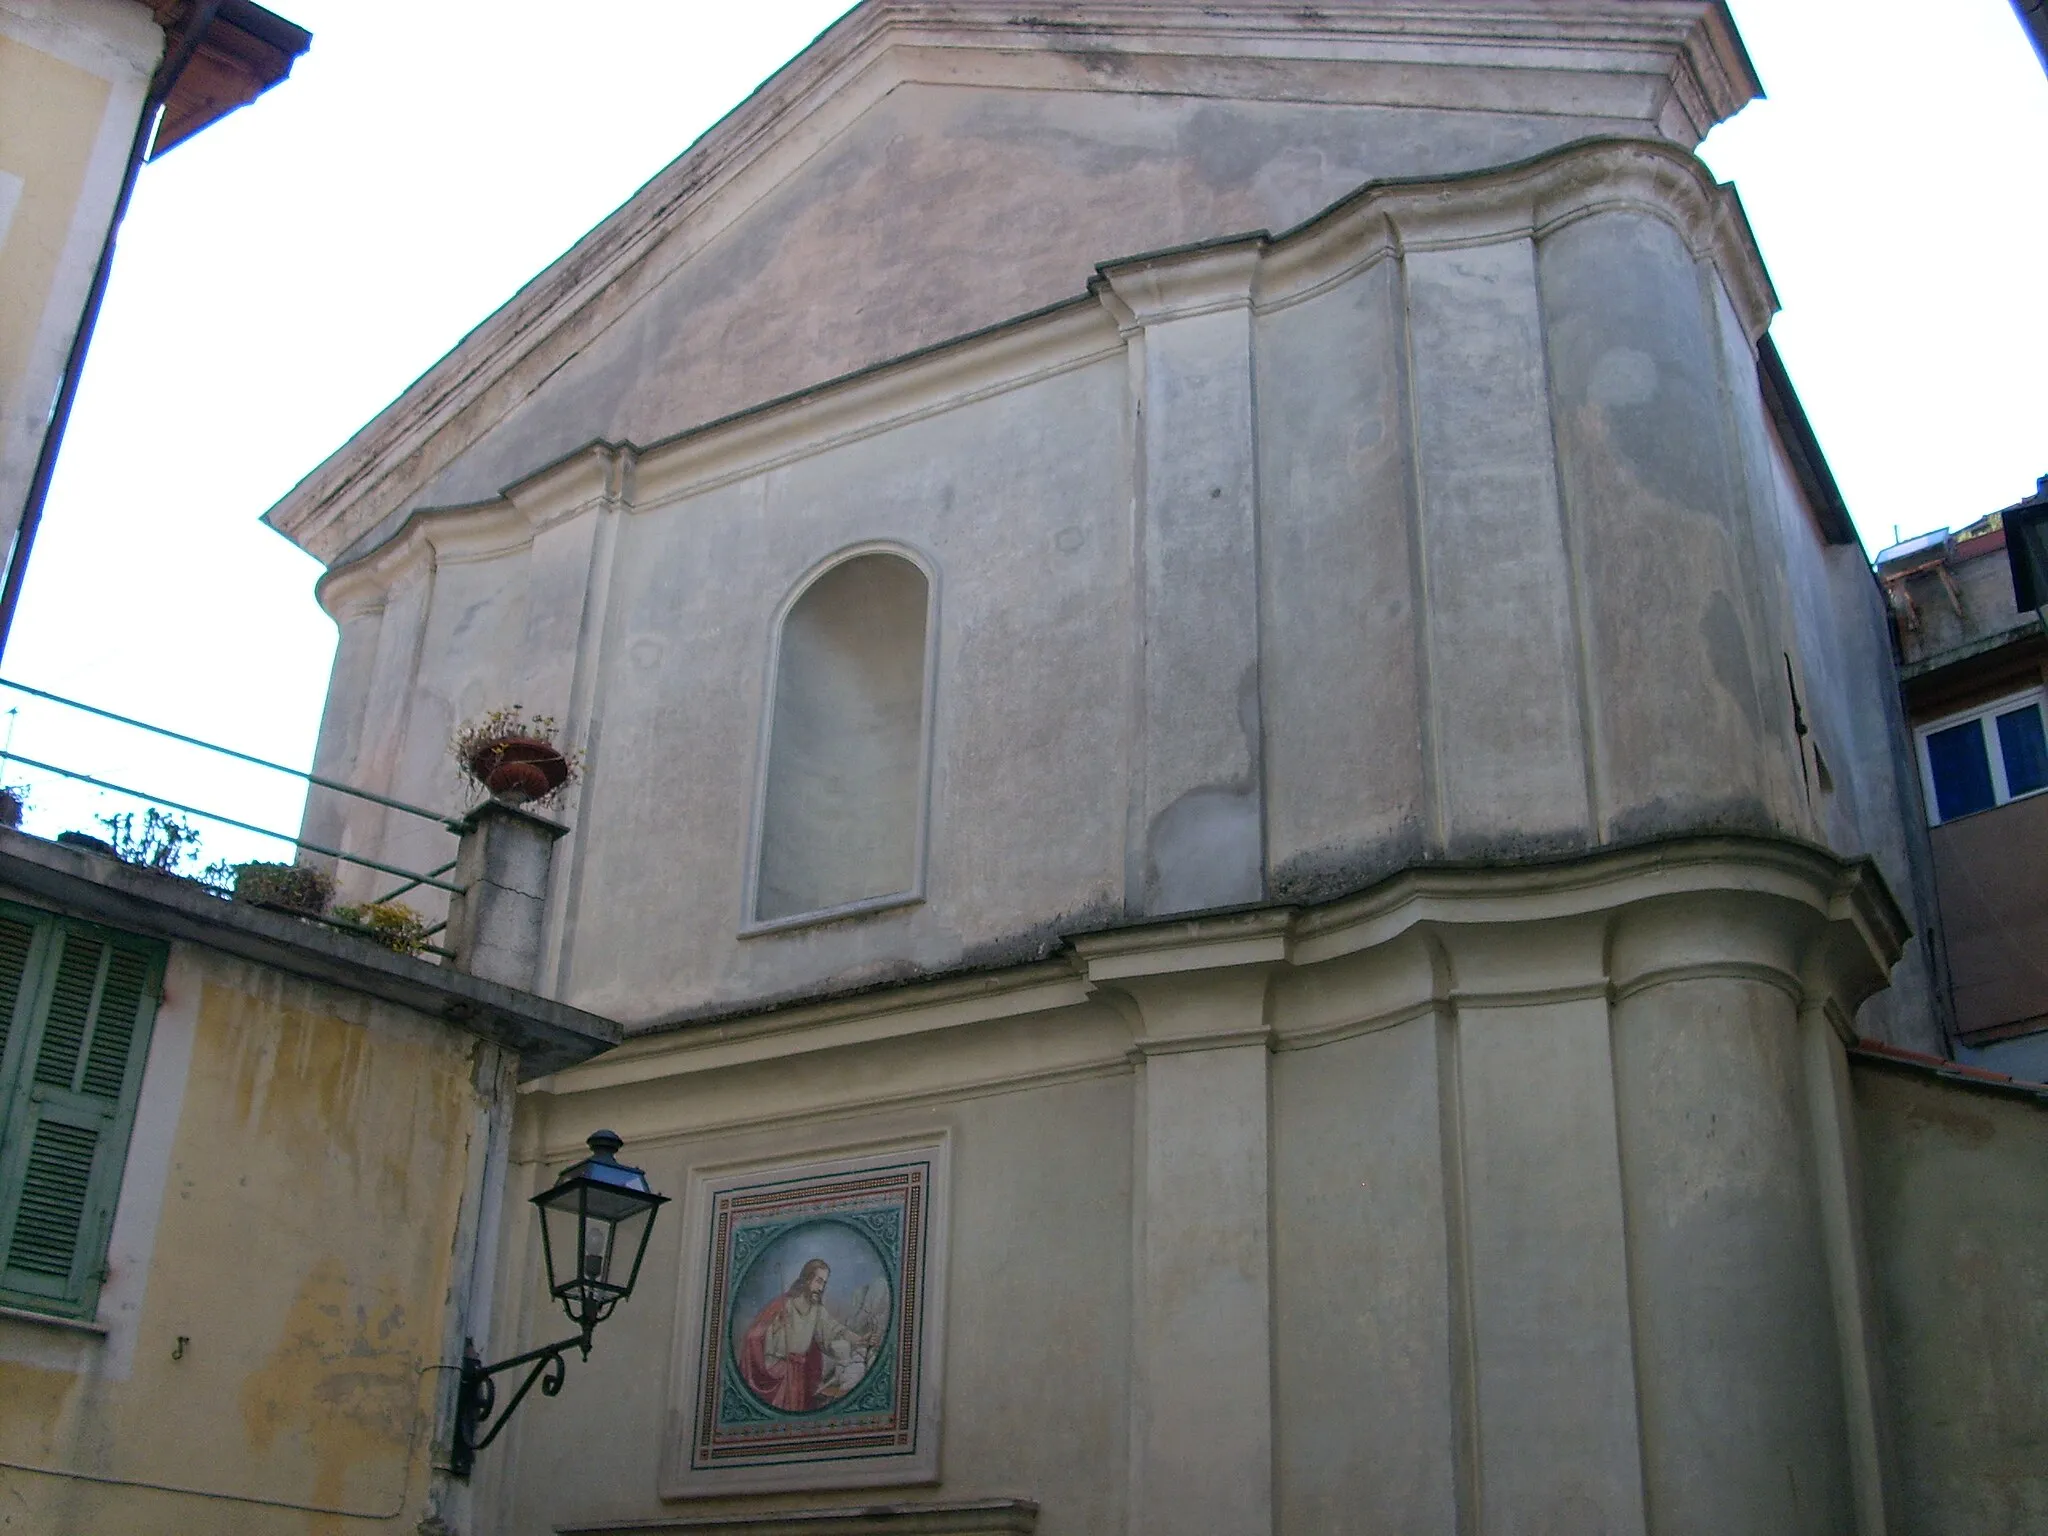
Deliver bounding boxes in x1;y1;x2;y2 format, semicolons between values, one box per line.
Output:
262;5;2019;1533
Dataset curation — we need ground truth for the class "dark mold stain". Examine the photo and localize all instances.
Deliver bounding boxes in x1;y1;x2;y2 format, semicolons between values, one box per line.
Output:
1442;824;1591;863
956;95;1155;178
1701;591;1763;736
1605;792;1778;844
1269;819;1432;905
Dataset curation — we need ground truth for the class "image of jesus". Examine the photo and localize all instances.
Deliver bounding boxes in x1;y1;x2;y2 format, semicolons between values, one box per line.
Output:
735;1258;880;1412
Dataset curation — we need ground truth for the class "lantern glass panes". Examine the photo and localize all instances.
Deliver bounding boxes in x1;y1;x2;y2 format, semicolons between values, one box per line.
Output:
532;1131;668;1330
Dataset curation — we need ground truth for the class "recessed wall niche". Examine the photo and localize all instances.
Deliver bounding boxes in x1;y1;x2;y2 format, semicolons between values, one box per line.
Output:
751;549;933;926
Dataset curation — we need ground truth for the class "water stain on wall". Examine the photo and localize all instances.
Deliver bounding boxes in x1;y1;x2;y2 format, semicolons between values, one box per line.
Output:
238;1256;425;1516
206;974;472;1222
0;1362;78;1460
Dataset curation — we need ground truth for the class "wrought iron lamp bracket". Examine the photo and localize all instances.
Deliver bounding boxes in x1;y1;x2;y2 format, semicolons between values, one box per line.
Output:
450;1327;592;1478
444;1128;665;1479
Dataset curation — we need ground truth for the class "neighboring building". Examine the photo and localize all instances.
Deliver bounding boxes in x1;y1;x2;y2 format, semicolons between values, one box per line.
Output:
0;816;614;1533
2015;0;2048;76
0;0;307;637
174;2;2048;1534
1877;477;2048;1078
1849;1037;2048;1534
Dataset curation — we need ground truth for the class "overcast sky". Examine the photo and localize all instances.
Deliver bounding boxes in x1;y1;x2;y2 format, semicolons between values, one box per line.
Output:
6;0;2045;869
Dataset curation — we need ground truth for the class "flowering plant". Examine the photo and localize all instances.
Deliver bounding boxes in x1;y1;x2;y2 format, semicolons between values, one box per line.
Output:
333;900;430;956
450;706;581;807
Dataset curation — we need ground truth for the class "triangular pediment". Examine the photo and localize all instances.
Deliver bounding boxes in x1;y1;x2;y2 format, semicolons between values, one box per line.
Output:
266;0;1757;565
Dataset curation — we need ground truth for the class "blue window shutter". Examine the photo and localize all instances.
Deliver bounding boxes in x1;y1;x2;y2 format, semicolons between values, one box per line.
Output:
0;917;164;1319
1996;705;2048;798
1926;720;1996;823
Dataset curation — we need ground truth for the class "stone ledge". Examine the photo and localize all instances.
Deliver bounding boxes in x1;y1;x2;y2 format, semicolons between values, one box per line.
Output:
0;830;618;1078
1898;612;2044;684
0;1303;106;1338
558;1499;1038;1536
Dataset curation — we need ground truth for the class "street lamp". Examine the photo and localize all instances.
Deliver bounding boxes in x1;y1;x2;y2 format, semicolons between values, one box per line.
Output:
451;1130;668;1477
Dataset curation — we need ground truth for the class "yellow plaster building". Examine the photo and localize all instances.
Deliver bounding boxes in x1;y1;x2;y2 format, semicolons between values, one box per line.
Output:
0;0;306;616
0;827;614;1532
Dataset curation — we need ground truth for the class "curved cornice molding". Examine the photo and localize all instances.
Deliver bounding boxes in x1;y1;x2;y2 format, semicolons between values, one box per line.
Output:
315;134;1771;608
1110;135;1777;328
520;833;1905;1151
265;0;1758;568
314;439;629;618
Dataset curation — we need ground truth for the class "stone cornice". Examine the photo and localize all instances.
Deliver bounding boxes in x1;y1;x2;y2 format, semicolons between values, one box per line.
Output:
1096;240;1263;329
523;959;1094;1098
1283;833;1905;964
1072;908;1290;980
557;1497;1039;1536
518;834;1906;1154
313;135;1771;611
625;298;1115;516
1250;135;1776;329
314;439;633;618
264;1;1757;569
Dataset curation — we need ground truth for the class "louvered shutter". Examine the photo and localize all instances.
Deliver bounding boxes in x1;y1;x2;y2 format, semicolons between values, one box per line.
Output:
0;915;163;1319
0;912;39;1096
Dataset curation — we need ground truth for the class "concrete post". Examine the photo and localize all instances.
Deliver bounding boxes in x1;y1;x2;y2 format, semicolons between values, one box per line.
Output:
447;800;568;991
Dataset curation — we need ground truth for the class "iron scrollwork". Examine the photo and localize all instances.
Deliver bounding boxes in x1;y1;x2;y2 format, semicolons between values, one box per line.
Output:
450;1329;589;1478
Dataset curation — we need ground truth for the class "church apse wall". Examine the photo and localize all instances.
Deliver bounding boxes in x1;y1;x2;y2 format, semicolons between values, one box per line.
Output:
481;836;1907;1536
300;137;1921;1046
251;6;1991;1534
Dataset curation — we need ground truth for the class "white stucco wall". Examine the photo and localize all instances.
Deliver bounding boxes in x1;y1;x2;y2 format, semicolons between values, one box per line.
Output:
295;137;1929;1054
0;0;160;565
255;10;1961;1532
267;1;1759;568
475;838;1905;1536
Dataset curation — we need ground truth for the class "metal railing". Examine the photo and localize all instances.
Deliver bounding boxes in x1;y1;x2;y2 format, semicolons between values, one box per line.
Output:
0;678;468;958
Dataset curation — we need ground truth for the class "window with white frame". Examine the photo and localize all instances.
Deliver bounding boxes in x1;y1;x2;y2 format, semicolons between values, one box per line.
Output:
1916;687;2048;825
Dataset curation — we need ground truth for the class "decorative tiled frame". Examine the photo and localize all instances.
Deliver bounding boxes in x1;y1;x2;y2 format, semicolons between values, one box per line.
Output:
662;1138;949;1499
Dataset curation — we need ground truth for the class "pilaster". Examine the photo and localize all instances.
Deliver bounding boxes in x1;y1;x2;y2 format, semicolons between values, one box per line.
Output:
1401;234;1590;856
1078;913;1286;1536
501;443;623;731
1606;891;1859;1533
327;556;435;902
1435;916;1648;1536
299;581;386;864
1098;244;1266;917
501;443;629;996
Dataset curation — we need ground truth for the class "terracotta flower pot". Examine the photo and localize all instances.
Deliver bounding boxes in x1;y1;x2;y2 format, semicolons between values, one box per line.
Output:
466;735;569;802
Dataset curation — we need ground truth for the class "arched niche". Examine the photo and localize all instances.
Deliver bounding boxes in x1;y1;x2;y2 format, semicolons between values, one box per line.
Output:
749;547;936;928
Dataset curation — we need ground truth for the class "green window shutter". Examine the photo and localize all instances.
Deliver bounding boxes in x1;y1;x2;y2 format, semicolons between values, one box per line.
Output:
0;916;164;1319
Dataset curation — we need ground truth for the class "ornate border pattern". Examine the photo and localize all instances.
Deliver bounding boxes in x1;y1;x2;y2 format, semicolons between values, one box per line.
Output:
665;1139;948;1499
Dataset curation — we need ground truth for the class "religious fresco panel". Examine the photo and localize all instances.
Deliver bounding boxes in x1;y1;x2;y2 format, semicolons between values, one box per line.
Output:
666;1139;948;1497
